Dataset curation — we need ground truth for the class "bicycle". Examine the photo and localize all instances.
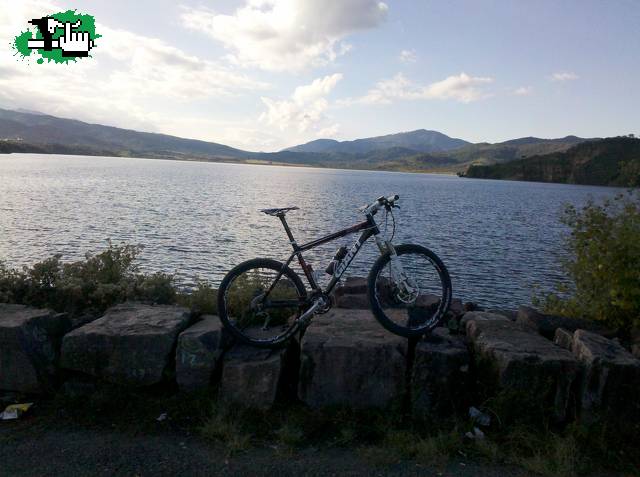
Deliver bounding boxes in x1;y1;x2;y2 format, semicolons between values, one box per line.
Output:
217;194;452;348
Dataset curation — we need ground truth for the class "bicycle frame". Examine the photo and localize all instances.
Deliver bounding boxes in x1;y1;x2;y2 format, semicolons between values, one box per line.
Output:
270;212;389;298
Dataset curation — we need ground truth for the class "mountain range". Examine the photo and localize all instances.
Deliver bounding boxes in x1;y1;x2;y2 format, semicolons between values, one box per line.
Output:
0;107;598;176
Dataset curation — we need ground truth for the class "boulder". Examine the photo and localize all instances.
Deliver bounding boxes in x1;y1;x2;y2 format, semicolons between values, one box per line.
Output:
334;293;369;309
460;311;510;331
466;314;580;422
570;330;640;418
219;344;290;410
176;315;229;392
334;276;368;296
485;309;517;321
517;306;614;340
299;309;407;409
553;328;574;351
0;304;69;393
61;303;191;386
411;328;470;415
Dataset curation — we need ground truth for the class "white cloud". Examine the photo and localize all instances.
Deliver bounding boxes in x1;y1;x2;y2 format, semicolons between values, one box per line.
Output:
316;123;340;138
513;86;533;96
551;72;579;82
180;0;388;72
342;72;494;105
398;49;417;63
0;2;269;140
259;73;343;133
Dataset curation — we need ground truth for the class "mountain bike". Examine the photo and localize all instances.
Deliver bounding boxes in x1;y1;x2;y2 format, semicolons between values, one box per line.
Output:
217;194;452;348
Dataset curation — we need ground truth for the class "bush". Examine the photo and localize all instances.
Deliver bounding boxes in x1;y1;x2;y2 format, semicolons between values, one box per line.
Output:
541;191;640;335
0;241;178;315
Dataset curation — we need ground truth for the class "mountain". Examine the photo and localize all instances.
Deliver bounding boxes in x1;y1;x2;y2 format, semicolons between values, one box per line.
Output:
441;135;590;167
286;129;471;154
464;137;640;186
0;108;599;176
0;108;250;160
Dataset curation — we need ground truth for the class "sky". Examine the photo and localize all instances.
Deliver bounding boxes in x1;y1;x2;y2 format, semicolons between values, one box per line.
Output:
1;0;639;152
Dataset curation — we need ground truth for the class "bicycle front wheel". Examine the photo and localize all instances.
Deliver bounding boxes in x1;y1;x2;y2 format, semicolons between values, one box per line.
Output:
368;244;452;338
218;258;308;348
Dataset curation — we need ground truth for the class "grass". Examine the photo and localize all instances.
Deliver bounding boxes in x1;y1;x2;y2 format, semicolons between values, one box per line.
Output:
24;386;638;476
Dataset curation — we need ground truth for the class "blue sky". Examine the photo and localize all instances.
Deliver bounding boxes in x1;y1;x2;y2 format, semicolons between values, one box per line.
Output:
1;0;639;151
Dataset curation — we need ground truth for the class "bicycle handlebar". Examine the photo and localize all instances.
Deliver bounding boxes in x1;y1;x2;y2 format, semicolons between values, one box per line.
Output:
363;194;400;215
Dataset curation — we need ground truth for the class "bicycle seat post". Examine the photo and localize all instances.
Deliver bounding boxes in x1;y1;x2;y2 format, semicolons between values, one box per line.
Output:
278;214;297;248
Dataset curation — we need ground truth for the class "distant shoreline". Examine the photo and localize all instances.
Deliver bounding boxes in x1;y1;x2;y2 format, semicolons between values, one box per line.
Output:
2;150;459;176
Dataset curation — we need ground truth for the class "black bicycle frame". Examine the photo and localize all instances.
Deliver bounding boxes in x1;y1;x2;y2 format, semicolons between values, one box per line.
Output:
267;212;381;299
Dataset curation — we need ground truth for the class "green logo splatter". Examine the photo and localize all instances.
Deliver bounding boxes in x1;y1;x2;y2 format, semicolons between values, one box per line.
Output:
12;10;100;64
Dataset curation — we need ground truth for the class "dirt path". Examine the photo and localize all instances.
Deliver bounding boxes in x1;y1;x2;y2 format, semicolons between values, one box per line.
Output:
0;419;537;477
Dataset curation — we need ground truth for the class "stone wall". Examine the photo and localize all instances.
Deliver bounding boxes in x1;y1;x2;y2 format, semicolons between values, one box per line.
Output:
1;280;638;423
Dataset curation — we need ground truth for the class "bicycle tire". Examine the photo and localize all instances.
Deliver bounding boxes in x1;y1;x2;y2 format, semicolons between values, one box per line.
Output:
217;258;308;348
367;244;452;338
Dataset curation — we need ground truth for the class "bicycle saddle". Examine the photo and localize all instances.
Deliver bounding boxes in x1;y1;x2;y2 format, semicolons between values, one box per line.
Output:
260;206;299;216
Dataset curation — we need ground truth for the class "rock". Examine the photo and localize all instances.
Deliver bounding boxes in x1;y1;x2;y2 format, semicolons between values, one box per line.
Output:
554;328;574;351
485;309;517;321
517;306;614;340
411;327;470;415
570;330;640;418
176;315;229;392
466;315;580;422
219;344;290;410
335;276;368;296
61;303;191;386
299;309;407;409
449;299;464;317
334;293;369;309
0;304;69;393
460;311;510;331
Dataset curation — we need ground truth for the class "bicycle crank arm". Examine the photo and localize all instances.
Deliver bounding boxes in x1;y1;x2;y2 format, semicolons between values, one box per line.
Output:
297;297;328;326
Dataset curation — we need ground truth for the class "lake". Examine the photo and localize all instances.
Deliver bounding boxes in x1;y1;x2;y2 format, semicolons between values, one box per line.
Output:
0;154;623;309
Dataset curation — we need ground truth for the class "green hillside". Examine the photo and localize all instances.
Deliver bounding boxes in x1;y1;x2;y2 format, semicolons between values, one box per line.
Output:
465;137;640;186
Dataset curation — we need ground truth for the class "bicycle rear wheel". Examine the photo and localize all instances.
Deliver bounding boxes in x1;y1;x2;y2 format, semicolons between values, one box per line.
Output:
368;244;452;338
218;258;308;348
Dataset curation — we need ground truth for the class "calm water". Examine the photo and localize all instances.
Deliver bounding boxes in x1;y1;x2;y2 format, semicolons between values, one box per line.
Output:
0;154;623;308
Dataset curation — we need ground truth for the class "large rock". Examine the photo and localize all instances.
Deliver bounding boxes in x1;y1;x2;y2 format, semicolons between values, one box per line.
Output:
411;328;470;415
460;311;510;330
334;276;368;296
517;306;614;340
176;315;229;392
568;329;640;418
466;313;580;422
219;344;291;410
299;309;407;409
61;303;191;386
0;304;69;393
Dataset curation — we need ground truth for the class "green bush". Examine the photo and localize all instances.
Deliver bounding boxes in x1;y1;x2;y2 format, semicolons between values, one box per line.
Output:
541;191;640;335
0;241;178;315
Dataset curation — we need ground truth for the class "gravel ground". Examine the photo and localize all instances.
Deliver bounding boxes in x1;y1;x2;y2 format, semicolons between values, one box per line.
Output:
0;417;538;477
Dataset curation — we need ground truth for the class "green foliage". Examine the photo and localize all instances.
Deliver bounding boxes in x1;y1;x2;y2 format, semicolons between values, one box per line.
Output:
0;242;176;315
177;278;217;316
541;191;640;334
466;136;640;186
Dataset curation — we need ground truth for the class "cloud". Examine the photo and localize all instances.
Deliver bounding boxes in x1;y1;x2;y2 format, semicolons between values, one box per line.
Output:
0;2;269;138
398;49;417;63
551;72;579;82
259;73;343;134
316;123;340;138
342;72;494;105
180;0;388;72
513;86;533;96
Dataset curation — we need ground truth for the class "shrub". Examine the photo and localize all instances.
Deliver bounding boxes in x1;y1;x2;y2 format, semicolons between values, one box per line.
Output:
541;191;640;335
0;242;178;315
